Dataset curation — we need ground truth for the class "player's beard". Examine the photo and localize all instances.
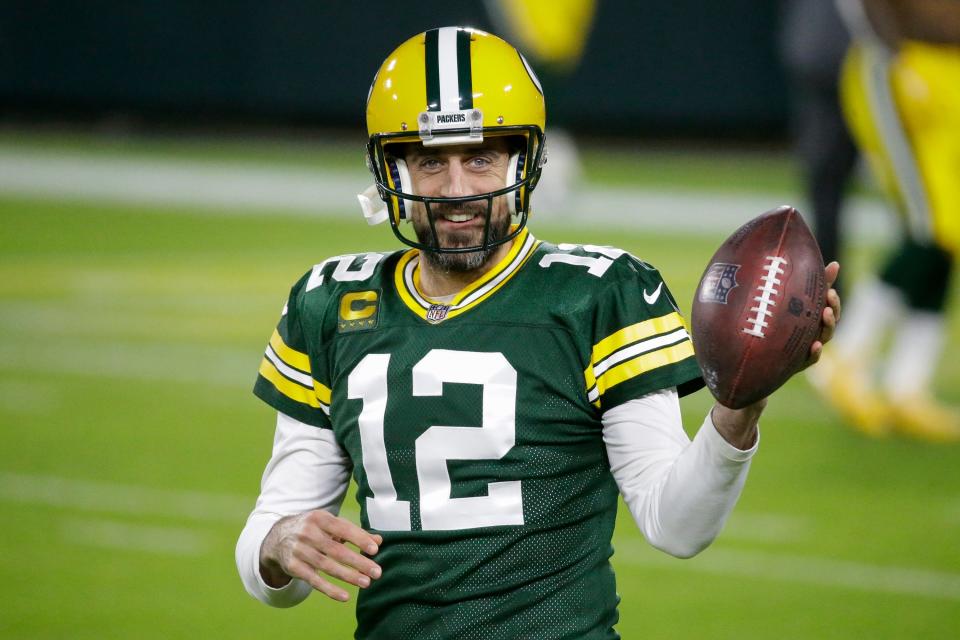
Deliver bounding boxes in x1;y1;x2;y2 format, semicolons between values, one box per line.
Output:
413;201;512;273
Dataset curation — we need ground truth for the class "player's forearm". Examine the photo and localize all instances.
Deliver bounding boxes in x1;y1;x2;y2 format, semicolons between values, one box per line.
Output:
237;512;312;607
259;516;295;588
236;412;352;606
603;393;757;558
634;413;755;558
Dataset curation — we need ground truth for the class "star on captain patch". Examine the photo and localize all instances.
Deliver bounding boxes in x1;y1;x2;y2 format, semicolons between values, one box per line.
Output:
338;290;380;333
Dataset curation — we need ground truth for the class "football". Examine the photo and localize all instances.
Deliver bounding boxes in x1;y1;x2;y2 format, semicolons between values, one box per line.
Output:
691;206;826;409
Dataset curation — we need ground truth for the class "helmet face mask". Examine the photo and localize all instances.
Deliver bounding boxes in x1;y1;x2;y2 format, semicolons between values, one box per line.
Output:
364;27;546;256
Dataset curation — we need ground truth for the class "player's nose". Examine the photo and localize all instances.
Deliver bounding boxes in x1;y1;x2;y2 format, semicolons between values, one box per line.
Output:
439;158;467;197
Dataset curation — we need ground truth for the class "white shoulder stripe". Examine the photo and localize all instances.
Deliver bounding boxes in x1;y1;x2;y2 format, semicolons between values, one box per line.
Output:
593;328;691;378
265;345;314;389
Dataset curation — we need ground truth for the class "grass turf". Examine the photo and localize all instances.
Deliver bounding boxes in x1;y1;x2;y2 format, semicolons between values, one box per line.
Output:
1;172;958;639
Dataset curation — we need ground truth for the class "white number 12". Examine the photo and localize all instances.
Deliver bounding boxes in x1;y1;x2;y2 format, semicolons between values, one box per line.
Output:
347;349;524;531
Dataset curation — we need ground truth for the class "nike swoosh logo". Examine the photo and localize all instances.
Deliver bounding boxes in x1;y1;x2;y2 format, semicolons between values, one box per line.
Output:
643;282;663;305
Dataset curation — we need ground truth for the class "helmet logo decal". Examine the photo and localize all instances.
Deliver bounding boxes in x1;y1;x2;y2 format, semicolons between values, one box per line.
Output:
425;27;474;112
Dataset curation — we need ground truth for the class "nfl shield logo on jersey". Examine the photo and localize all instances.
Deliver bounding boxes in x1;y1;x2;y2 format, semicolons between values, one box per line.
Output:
426;304;450;324
698;263;740;305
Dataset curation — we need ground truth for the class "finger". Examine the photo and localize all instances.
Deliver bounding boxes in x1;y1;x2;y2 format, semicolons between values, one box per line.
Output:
815;310;835;349
319;536;383;579
291;542;378;589
821;305;837;339
824;261;840;289
322;515;382;556
826;288;841;324
806;340;823;367
313;553;374;589
286;558;351;602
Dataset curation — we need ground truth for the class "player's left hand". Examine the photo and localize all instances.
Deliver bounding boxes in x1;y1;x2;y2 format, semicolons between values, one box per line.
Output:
802;261;841;370
711;261;841;450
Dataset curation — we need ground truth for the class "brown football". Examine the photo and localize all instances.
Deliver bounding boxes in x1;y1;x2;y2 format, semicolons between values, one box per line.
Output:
691;206;826;409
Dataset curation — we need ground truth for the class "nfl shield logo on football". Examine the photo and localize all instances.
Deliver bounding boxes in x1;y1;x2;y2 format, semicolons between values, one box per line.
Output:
426;304;450;323
698;262;740;304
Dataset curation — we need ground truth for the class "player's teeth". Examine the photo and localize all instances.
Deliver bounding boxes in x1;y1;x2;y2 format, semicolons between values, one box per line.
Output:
443;213;474;222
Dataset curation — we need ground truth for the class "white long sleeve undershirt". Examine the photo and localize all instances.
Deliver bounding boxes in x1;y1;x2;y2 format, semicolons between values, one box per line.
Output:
236;388;757;607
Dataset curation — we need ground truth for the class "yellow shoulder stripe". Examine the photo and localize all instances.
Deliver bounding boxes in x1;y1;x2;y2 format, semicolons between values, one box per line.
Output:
313;380;331;405
594;340;695;398
269;329;311;373
259;358;320;409
591;312;685;367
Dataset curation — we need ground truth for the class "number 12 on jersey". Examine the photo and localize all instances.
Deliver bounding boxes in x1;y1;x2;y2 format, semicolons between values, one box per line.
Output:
347;349;524;531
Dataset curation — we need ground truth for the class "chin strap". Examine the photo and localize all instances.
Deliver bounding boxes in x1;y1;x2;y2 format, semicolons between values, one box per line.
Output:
358;157;416;226
357;184;389;225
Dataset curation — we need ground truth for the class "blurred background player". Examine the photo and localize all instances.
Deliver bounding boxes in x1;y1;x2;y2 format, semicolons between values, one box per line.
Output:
810;0;960;441
779;0;859;293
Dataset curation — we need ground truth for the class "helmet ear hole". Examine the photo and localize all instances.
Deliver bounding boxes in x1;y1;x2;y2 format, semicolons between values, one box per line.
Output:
506;151;525;216
386;157;414;219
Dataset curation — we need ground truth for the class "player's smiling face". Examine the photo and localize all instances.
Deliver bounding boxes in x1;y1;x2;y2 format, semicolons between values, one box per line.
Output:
404;139;513;272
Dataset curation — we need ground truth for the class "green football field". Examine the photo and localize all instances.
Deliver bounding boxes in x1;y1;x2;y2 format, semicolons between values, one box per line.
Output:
1;134;958;638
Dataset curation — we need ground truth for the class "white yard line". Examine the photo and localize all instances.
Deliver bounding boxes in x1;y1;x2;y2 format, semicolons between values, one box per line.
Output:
7;472;959;601
63;517;212;556
0;472;252;523
719;511;809;544
0;147;368;216
615;539;960;602
0;146;895;240
0;339;255;388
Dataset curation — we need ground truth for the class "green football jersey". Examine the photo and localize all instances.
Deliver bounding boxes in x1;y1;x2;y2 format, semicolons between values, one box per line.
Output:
254;228;703;640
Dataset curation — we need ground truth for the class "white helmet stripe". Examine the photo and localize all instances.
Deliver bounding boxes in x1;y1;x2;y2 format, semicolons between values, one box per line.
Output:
437;27;461;111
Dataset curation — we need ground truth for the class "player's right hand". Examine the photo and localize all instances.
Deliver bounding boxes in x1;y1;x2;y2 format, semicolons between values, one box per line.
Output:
259;510;383;602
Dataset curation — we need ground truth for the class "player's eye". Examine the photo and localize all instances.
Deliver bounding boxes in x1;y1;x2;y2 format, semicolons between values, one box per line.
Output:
417;157;443;171
467;155;493;169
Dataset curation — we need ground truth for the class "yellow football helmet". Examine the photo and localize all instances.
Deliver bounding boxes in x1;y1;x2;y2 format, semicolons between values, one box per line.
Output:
360;27;547;253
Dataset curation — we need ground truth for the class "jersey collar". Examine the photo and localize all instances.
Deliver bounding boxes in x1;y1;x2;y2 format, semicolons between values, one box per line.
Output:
394;227;540;324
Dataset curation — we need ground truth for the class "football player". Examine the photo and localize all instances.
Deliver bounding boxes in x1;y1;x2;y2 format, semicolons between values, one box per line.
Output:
810;0;960;441
237;27;841;638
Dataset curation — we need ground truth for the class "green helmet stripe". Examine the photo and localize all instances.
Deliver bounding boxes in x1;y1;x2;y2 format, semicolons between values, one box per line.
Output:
424;29;441;112
456;29;473;110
